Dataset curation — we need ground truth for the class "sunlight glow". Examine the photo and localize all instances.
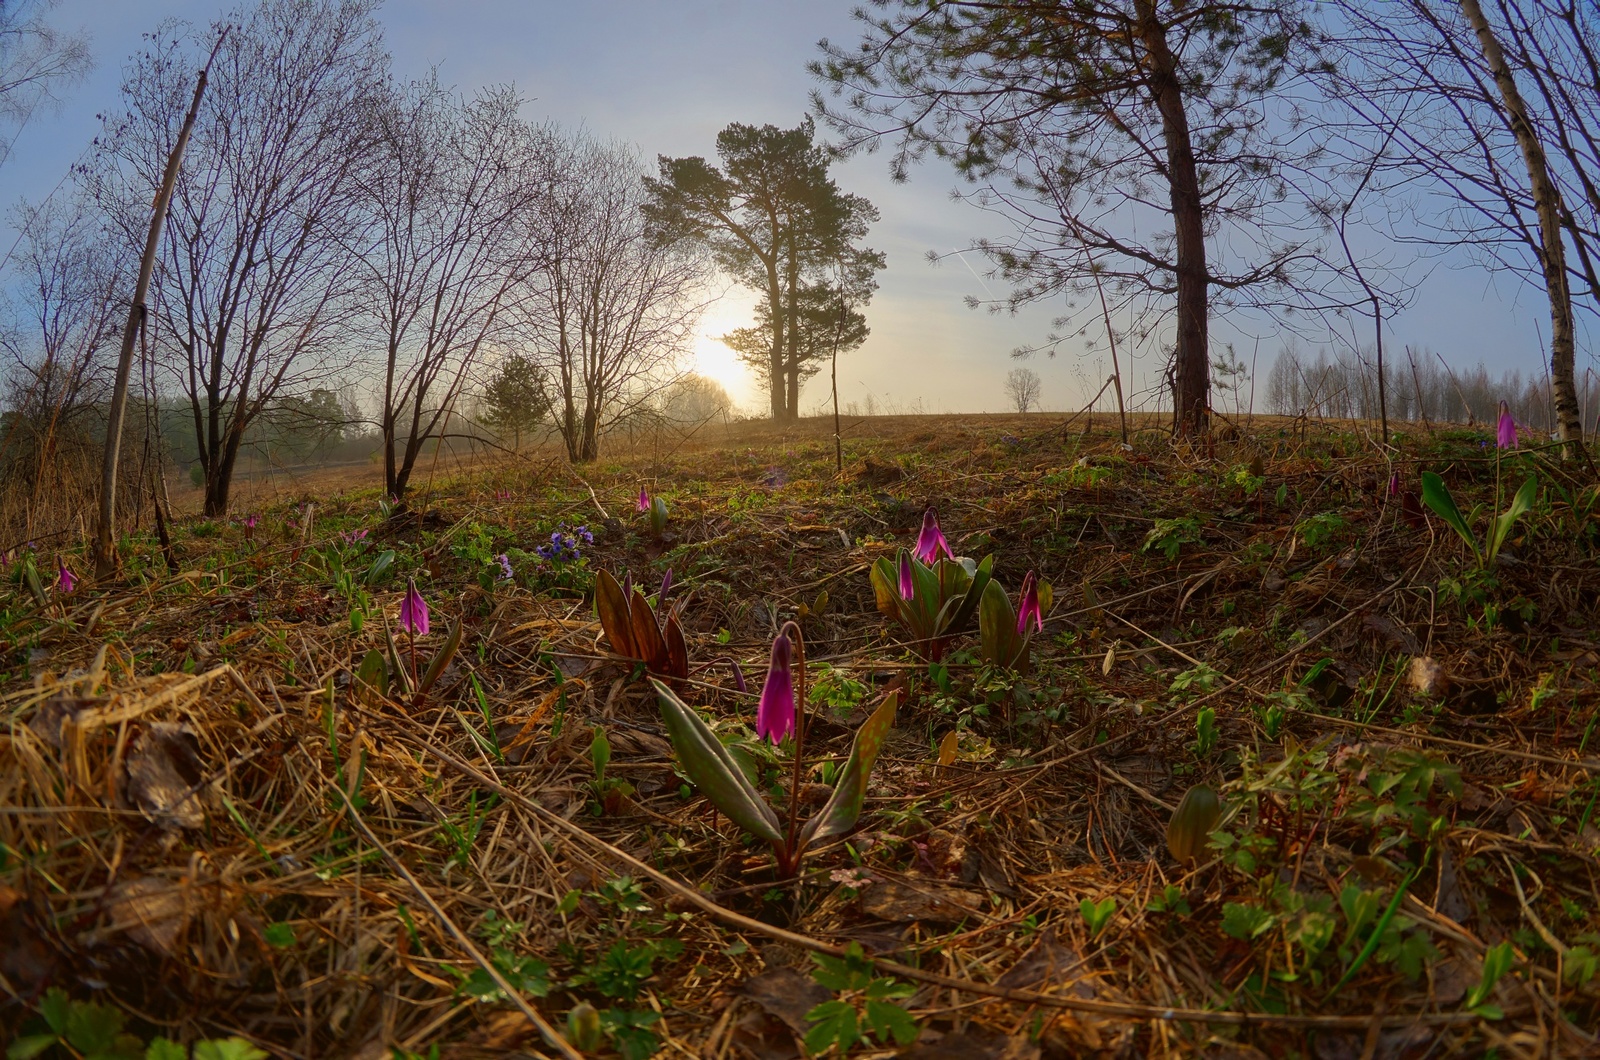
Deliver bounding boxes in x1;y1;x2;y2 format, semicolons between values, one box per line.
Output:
688;292;760;410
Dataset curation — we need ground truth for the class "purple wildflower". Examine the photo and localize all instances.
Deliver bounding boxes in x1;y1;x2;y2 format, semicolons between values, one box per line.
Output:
728;658;747;694
57;560;77;594
898;552;914;600
659;567;673;598
1497;401;1517;450
399;578;430;635
756;632;795;745
914;508;954;564
496;554;514;582
637;486;650;512
1016;571;1042;635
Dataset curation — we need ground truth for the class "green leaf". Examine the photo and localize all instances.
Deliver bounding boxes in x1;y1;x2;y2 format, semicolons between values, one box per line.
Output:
1420;472;1480;563
978;579;1024;668
590;725;611;781
193;1038;270;1060
364;549;395;586
1079;897;1116;938
804;1000;860;1055
943;554;993;634
1221;902;1276;940
39;988;71;1035
355;649;388;704
416;619;462;698
1487;477;1536;563
652;679;783;843
64;998;126;1054
7;1036;60;1060
262;922;296;948
869;557;899;620
810;942;875;992
864;999;918;1045
800;690;899;849
1466;940;1515;1009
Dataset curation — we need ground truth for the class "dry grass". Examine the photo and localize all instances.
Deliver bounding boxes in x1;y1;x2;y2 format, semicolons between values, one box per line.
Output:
3;414;1598;1059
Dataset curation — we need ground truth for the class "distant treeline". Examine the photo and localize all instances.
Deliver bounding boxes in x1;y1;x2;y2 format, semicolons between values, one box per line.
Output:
1261;347;1600;435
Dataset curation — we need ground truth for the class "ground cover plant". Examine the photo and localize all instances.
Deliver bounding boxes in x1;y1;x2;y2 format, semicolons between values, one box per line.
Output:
2;412;1598;1058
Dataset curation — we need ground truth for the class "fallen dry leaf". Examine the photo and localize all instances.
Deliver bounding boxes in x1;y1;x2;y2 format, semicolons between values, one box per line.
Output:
124;722;207;830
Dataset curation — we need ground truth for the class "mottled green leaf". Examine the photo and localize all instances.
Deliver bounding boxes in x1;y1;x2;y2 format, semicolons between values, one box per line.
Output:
652;680;783;843
801;690;898;848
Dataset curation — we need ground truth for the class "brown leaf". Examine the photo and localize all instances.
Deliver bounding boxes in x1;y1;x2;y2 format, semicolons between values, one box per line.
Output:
997;928;1082;991
124;722;206;830
862;879;984;924
630;589;668;671
898;1026;1040;1060
740;967;831;1035
663;610;689;679
595;569;637;659
106;876;191;956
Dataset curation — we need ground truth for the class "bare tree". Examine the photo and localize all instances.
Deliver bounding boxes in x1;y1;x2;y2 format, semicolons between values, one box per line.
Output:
1004;367;1041;414
520;133;711;463
0;0;89;172
813;1;1328;437
87;0;387;516
1332;0;1597;455
355;79;549;500
0;193;125;518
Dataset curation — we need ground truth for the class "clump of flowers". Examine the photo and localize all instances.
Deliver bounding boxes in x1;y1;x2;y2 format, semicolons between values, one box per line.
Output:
538;524;593;563
495;553;514;582
338;528;369;546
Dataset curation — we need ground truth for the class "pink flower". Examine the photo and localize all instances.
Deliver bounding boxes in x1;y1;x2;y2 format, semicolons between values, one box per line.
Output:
1386;473;1400;498
57;561;77;594
914;508;953;564
1016;571;1042;635
636;486;650;512
399;577;430;635
756;632;795;745
1497;401;1517;450
898;553;915;600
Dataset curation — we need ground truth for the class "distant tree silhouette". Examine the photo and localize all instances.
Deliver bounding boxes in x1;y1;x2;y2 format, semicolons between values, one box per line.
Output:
645;120;883;422
1005;368;1041;414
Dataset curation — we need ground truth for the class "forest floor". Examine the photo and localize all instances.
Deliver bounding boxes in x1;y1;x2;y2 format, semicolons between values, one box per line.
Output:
3;411;1599;1059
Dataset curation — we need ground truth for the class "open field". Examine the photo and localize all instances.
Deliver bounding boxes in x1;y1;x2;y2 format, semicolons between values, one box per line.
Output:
3;414;1598;1058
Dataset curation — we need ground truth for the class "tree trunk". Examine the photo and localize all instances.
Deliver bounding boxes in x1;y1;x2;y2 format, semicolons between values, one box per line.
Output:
766;256;785;421
94;38;219;577
1136;0;1209;438
1457;0;1584;457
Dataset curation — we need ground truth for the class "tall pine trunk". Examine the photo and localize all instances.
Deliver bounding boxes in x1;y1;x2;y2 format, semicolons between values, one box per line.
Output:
1138;0;1209;438
1458;0;1584;457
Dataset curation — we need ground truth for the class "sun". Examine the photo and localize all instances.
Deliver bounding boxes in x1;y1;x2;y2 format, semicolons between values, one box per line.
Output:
687;292;760;408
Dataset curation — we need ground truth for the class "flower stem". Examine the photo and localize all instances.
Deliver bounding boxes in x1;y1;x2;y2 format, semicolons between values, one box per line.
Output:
782;620;807;875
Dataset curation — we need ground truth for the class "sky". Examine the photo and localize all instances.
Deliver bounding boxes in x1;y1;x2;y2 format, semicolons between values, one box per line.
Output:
0;0;1582;416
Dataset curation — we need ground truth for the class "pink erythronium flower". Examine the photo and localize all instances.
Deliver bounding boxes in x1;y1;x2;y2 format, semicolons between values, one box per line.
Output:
399;577;430;635
1496;401;1517;450
57;560;77;594
1016;571;1042;635
636;486;650;512
1387;473;1400;498
898;552;915;600
756;631;795;745
913;508;954;564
